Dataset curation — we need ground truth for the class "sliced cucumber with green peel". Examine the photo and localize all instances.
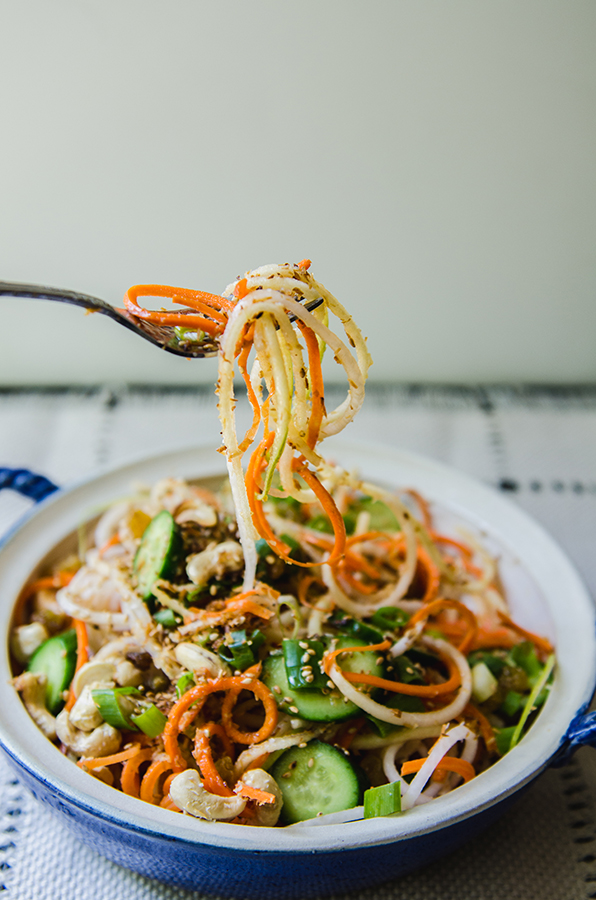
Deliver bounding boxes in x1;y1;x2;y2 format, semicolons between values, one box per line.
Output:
28;629;77;714
262;637;385;723
133;510;181;601
270;741;362;824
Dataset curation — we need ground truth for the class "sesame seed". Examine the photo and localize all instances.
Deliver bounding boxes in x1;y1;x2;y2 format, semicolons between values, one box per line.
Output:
289;706;299;714
298;742;307;748
283;696;293;704
307;758;314;768
274;685;282;694
327;680;335;689
301;652;310;664
376;657;384;666
299;641;309;650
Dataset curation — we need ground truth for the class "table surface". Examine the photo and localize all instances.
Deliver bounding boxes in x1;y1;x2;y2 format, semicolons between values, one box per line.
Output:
1;384;596;900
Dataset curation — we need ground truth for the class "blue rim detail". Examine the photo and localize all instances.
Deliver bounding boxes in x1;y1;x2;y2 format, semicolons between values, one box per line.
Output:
554;710;596;765
0;468;59;502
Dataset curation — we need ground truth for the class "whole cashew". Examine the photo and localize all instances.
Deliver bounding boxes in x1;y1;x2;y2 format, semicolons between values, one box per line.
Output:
169;769;246;821
240;769;284;827
69;684;105;732
56;709;121;758
13;672;57;739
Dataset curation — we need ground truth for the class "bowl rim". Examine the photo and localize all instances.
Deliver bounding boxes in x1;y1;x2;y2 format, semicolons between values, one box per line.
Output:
0;439;594;854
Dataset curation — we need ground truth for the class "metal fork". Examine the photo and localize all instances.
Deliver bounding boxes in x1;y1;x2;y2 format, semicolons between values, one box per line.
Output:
0;281;323;358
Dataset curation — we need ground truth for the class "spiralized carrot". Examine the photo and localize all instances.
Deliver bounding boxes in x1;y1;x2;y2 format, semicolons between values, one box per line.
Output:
464;703;497;754
140;758;173;805
193;728;234;797
121;748;154;797
124;284;231;337
409;598;478;655
295;320;326;450
497;612;553;656
417;547;440;603
401;756;476;783
234;783;276;805
164;676;278;772
77;744;142;770
65;618;90;711
13;571;76;627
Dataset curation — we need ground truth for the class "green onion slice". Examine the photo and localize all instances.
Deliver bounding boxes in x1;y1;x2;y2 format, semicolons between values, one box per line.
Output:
363;781;402;818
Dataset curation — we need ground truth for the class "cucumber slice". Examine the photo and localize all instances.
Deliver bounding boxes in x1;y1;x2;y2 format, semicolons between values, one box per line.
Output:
270;741;362;824
262;637;384;723
28;629;77;714
133;510;181;601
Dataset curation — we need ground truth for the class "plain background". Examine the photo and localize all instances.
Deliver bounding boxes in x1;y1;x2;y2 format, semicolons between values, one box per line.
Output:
0;0;595;385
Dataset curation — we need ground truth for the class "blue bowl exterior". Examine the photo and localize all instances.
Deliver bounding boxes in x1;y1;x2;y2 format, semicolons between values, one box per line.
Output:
3;744;517;899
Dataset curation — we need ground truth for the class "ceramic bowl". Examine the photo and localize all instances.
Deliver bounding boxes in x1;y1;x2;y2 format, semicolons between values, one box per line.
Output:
1;441;595;899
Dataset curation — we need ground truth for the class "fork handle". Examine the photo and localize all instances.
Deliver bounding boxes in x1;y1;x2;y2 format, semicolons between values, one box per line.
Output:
0;280;110;313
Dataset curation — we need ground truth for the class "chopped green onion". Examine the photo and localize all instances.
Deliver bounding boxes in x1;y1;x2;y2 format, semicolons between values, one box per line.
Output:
508;642;542;684
329;612;385;645
509;654;555;751
370;607;410;632
92;686;141;730
282;639;327;690
218;629;264;671
176;672;196;697
131;703;168;737
363;781;401;818
277;595;302;640
154;608;180;629
392;653;426;686
501;690;524;718
495;725;516;756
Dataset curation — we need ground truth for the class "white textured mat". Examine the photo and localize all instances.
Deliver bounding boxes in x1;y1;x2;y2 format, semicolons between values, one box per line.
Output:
1;385;596;899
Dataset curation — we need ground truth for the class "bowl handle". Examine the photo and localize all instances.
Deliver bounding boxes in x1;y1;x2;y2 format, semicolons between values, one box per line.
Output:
553;711;596;765
0;467;59;502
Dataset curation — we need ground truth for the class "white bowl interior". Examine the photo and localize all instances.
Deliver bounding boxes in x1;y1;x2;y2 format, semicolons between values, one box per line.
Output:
0;440;594;853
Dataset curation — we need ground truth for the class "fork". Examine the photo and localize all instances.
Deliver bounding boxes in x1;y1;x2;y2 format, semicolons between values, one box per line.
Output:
0;281;323;359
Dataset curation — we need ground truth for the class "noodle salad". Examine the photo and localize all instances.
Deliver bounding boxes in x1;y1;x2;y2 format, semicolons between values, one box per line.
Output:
11;262;554;826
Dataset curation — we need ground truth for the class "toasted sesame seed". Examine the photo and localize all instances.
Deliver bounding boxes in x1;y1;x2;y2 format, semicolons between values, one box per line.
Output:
299;641;309;650
327;680;335;689
289;706;299;714
301;652;310;664
273;685;282;694
298;742;308;748
283;697;293;704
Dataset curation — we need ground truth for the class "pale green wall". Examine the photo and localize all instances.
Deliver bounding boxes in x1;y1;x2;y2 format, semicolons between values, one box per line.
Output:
1;1;595;383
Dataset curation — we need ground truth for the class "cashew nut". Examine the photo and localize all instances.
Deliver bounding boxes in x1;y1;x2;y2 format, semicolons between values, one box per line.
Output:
69;684;105;732
56;709;121;758
176;503;218;528
10;622;49;664
186;541;244;587
114;659;144;687
240;769;284;827
169;769;246;821
13;671;57;739
174;643;231;679
71;660;116;698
